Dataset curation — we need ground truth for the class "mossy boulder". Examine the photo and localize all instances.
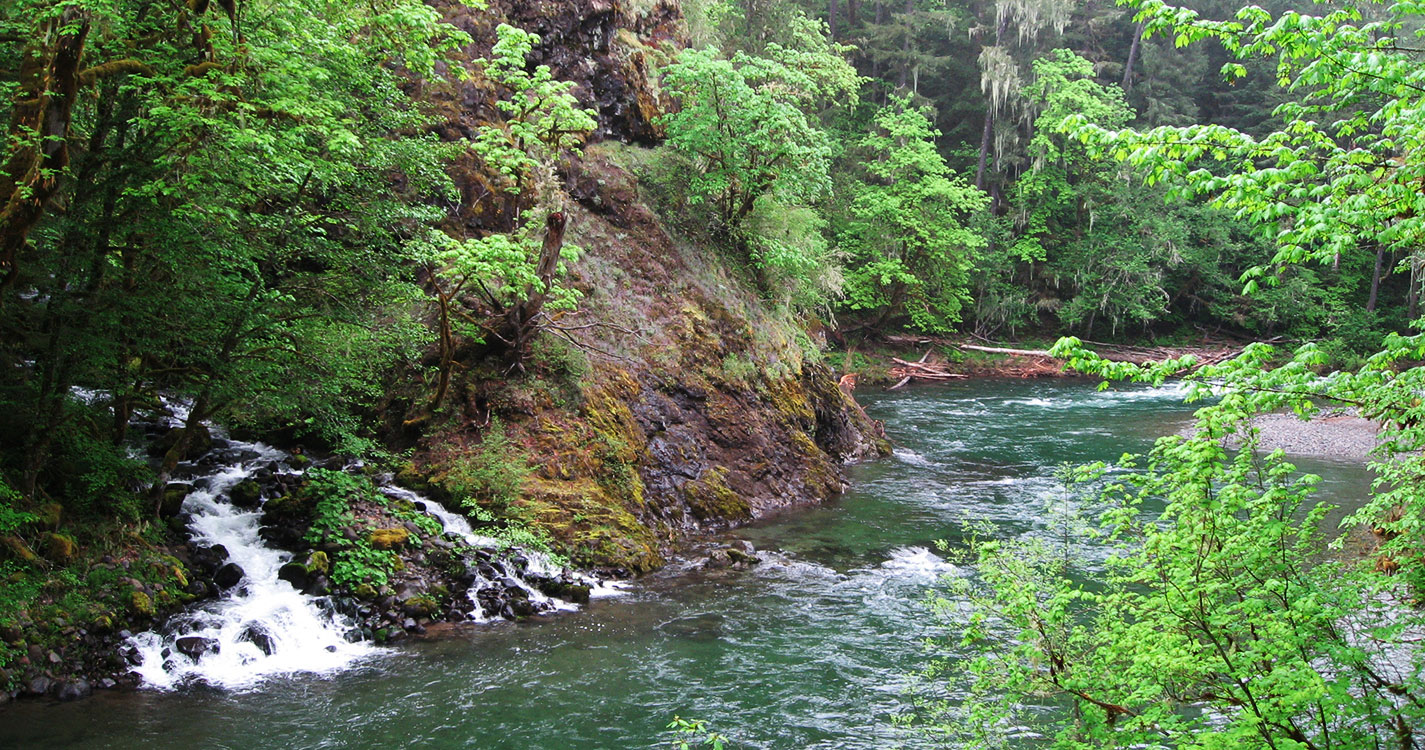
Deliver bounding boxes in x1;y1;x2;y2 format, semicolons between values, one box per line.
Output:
159;483;192;519
0;535;36;563
305;550;330;575
40;533;78;564
368;528;409;550
229;480;262;509
682;467;751;522
35;502;62;530
130;590;155;618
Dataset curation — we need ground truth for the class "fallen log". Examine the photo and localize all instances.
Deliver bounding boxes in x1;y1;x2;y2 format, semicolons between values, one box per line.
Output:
958;344;1055;357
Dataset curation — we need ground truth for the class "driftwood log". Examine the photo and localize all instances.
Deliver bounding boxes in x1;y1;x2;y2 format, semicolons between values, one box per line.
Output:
884;336;1247;388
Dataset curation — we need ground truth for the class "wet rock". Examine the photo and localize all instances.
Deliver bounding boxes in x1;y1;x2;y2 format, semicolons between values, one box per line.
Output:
24;677;53;697
214;562;245;589
229;480;262;509
151;424;213;461
367;527;408;550
56;679;92;702
277;562;309;590
704;549;733;569
237;625;275;656
176;636;219;659
97;678;117;690
159;483;193;519
192;544;229;572
303;575;330;597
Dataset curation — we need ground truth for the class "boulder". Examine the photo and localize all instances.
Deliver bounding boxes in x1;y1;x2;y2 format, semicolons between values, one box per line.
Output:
159;483;193;519
151;424;213;461
40;532;78;564
237;624;275;656
24;677;53;697
0;535;36;563
277;562;309;590
214;562;245;589
367;528;409;550
228;480;262;509
176;636;219;659
56;679;92;702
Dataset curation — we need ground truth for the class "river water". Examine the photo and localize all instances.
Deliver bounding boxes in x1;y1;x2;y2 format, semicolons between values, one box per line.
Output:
0;379;1373;748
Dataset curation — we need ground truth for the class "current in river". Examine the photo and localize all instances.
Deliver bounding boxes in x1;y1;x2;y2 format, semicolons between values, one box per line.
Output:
0;378;1373;749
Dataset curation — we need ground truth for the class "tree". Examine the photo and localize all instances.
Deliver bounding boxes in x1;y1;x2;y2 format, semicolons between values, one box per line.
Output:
937;0;1425;744
425;23;595;402
839;96;987;331
0;0;473;505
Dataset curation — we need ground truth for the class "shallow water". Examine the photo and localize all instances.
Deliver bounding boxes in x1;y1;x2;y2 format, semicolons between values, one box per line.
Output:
0;379;1374;749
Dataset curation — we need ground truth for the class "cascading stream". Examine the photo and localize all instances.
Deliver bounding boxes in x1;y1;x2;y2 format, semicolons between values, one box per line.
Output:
378;485;627;620
126;417;623;690
126;438;375;691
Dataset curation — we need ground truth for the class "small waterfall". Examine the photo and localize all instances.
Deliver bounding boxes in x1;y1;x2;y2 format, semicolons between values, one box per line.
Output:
126;437;375;690
378;485;627;621
126;404;626;690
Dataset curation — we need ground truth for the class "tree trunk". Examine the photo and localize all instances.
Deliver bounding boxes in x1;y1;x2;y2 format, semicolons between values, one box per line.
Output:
1122;19;1146;93
899;0;913;89
503;212;568;365
829;0;839;40
975;108;994;190
1367;244;1385;313
150;390;211;514
975;15;1009;192
0;8;90;291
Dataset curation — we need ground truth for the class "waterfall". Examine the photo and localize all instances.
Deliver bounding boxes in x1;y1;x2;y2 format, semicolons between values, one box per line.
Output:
126;412;625;690
378;485;628;621
126;438;375;691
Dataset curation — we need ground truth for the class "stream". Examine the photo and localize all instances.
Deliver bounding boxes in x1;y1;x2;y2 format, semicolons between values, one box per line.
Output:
0;379;1374;748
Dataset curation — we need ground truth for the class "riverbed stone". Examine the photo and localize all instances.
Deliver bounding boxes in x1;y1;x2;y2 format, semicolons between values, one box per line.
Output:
24;676;53;697
277;562;309;590
237;625;275;656
56;679;92;702
229;480;262;509
176;636;219;659
214;562;245;589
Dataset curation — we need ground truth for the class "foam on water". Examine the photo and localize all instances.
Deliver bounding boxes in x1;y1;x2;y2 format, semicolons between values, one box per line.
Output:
127;440;375;691
379;485;626;618
877;546;959;579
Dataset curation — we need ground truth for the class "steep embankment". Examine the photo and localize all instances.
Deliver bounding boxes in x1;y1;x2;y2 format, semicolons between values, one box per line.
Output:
0;0;885;704
382;0;888;574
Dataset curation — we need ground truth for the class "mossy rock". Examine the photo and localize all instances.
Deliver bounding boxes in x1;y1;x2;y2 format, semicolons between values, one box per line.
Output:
305;550;330;575
229;480;262;508
35;503;62;530
287;454;311;468
130;591;155;618
0;536;36;563
160;484;192;519
682;467;751;522
353;583;378;601
368;528;409;550
400;593;439;618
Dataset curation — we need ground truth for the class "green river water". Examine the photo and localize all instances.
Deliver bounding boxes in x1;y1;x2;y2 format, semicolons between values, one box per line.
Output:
0;378;1374;749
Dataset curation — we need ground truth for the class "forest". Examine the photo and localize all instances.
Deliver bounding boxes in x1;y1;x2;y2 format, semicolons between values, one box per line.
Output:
2;0;1425;746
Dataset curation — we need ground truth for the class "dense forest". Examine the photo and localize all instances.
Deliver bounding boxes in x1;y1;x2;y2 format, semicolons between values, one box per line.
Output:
4;0;1425;746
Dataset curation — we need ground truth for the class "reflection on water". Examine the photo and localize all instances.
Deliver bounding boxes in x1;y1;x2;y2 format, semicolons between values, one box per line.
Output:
0;379;1374;749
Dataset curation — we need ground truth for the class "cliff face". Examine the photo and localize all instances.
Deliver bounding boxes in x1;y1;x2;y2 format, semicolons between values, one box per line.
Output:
389;0;889;574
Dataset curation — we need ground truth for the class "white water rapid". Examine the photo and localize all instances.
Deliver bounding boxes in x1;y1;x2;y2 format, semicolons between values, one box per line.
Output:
378;485;627;621
127;438;375;690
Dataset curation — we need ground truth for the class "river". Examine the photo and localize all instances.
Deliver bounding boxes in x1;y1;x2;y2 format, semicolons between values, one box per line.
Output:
0;378;1374;749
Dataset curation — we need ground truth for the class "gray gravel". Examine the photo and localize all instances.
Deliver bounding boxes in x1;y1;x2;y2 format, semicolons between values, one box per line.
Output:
1249;413;1380;460
1179;411;1381;461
